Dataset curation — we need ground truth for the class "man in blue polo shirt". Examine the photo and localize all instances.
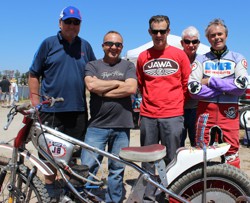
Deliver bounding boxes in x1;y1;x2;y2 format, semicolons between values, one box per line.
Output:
28;5;96;201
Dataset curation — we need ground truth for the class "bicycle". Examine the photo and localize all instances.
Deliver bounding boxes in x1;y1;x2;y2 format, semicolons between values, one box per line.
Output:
0;96;250;202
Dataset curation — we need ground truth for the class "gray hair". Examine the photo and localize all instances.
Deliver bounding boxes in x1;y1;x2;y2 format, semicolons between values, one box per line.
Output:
181;26;200;40
205;18;228;38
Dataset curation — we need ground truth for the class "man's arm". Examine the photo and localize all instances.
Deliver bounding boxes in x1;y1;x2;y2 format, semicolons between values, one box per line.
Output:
12;84;16;94
188;59;223;99
85;76;121;95
103;78;137;98
9;83;11;93
28;73;40;106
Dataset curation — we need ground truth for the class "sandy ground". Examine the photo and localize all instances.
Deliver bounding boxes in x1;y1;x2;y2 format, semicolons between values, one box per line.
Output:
1;104;250;202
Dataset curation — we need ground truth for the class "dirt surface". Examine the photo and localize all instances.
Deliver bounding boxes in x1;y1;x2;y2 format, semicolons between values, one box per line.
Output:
1;104;250;201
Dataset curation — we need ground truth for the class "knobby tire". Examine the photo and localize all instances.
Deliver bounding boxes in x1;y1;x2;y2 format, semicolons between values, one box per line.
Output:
168;162;250;203
0;156;50;203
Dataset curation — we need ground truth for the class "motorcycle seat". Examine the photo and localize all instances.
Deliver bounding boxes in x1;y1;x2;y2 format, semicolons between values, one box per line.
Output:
119;144;166;162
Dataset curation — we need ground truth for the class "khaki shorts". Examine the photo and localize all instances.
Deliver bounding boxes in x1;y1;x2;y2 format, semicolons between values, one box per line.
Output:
1;92;10;101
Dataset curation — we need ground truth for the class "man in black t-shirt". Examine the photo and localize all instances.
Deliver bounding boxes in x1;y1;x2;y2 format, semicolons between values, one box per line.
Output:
81;31;137;203
0;76;11;107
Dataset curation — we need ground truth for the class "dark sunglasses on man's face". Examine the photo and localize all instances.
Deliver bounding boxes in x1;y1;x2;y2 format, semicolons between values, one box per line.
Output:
151;29;168;35
183;39;200;45
103;41;123;48
63;19;81;25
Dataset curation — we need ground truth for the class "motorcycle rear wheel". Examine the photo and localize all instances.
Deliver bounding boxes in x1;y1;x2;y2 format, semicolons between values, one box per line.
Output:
0;156;50;203
168;162;250;203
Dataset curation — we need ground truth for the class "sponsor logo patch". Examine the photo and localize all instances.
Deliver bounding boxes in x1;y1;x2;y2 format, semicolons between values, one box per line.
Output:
241;59;248;69
203;59;235;78
191;62;198;71
224;107;236;119
143;58;179;76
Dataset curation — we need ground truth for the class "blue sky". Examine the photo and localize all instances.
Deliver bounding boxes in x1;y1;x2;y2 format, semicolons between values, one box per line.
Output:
1;0;250;74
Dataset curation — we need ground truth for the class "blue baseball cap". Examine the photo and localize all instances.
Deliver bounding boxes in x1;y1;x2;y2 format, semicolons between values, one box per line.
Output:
59;6;82;21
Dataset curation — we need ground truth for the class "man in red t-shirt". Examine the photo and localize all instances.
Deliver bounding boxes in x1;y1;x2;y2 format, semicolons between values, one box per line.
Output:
136;15;190;202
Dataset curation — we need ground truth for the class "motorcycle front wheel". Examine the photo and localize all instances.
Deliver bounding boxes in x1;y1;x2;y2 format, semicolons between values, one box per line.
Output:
0;156;50;203
168;162;250;203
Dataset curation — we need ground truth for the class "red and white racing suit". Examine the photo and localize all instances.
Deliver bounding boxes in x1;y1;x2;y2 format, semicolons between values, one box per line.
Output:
188;48;248;168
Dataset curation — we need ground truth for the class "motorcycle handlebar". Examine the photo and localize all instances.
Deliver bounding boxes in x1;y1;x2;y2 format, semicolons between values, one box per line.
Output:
49;97;64;107
16;102;32;112
16;97;64;112
3;97;64;130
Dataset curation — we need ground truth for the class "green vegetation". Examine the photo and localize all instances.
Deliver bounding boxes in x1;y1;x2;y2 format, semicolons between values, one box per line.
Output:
0;70;29;85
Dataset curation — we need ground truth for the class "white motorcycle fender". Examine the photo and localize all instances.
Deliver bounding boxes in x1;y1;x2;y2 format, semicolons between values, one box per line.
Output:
0;143;54;176
166;143;230;185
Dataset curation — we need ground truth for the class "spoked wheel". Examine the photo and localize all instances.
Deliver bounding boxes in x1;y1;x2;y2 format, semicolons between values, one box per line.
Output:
0;157;50;203
168;162;250;202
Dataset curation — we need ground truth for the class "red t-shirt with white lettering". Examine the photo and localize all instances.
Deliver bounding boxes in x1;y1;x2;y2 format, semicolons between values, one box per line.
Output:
136;45;190;118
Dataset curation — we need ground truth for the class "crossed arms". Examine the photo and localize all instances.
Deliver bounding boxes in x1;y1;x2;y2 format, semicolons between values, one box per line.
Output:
85;76;137;98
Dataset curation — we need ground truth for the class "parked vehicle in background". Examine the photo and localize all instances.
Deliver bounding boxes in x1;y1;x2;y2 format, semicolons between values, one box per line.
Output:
239;81;250;129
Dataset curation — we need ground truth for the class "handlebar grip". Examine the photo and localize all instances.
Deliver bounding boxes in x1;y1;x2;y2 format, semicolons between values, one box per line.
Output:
16;102;32;112
48;97;64;107
55;97;64;102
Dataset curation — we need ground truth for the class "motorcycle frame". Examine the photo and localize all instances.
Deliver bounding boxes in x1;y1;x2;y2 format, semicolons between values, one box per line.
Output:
1;101;231;202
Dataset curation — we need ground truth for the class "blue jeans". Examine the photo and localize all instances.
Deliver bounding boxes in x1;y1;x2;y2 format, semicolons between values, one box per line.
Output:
81;127;130;203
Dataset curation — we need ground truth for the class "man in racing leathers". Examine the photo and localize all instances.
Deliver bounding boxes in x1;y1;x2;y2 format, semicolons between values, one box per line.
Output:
188;18;248;168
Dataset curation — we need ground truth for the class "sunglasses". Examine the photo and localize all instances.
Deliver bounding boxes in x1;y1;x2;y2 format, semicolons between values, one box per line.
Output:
103;41;123;48
151;29;168;35
63;19;81;25
183;39;200;45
